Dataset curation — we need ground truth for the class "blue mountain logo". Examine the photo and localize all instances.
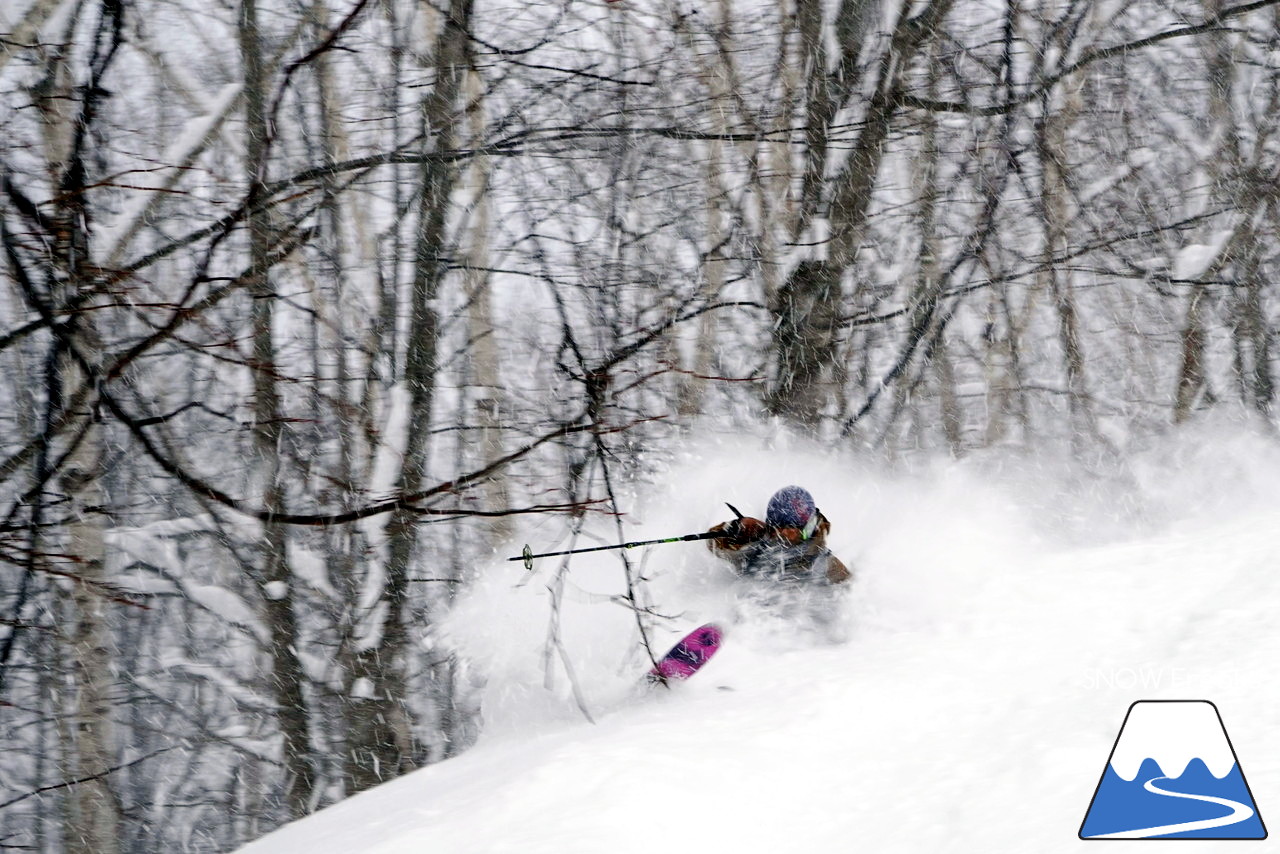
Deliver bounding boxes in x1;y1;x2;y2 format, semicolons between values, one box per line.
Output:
1080;700;1266;839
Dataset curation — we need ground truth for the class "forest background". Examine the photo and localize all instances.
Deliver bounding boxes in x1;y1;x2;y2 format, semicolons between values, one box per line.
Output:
3;0;1280;850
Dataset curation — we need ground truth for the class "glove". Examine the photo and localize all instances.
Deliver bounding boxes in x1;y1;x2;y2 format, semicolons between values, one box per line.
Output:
710;517;764;548
723;519;748;545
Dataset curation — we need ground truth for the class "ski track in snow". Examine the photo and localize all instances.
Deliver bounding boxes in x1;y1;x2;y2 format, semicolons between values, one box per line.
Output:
1084;776;1255;839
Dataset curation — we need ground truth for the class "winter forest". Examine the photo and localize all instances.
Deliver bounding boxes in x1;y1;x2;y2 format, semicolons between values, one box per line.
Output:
3;0;1280;850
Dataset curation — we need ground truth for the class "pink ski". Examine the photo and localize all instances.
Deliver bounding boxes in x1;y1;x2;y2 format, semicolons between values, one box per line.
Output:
647;623;724;684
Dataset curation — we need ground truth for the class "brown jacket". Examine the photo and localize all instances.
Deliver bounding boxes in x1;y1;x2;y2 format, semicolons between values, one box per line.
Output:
707;513;852;585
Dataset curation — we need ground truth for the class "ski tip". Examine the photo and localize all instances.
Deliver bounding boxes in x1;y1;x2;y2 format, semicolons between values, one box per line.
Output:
697;623;726;644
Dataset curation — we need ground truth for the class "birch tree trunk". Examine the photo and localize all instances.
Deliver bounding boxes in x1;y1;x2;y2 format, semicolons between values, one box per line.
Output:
28;4;124;848
0;0;65;74
1172;0;1271;423
1217;6;1274;419
239;0;314;818
1174;285;1210;424
1036;8;1096;446
916;57;963;455
774;0;955;432
462;67;512;549
59;326;120;854
346;0;474;793
676;0;733;422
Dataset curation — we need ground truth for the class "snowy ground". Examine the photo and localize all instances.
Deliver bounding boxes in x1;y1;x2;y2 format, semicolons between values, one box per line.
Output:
236;422;1280;853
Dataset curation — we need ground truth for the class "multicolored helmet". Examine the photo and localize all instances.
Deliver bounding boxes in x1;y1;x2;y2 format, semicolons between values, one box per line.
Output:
766;486;818;538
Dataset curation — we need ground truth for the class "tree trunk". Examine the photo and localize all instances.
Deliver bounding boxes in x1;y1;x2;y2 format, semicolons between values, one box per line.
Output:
774;0;956;432
765;260;843;429
677;0;732;422
1173;0;1254;424
1216;5;1274;419
1036;14;1096;445
30;4;123;847
239;0;313;818
0;0;65;73
462;67;512;549
886;39;963;455
60;327;121;854
346;0;473;793
1174;288;1209;423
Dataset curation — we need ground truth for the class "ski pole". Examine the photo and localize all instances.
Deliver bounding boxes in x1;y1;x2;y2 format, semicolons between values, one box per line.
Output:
510;531;724;570
510;505;740;570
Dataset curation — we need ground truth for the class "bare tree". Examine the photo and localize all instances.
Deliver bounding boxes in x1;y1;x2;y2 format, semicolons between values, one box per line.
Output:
238;0;317;818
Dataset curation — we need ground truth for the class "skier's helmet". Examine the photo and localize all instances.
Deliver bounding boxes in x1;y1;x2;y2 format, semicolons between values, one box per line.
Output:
766;486;817;533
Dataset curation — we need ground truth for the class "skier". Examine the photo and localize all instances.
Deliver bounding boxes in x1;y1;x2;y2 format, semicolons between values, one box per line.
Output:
705;486;852;586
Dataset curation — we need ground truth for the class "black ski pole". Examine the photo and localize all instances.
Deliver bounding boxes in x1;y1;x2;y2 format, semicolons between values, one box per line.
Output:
509;531;722;570
510;504;740;570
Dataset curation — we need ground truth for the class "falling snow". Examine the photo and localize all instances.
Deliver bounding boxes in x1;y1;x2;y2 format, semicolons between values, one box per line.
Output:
3;0;1280;851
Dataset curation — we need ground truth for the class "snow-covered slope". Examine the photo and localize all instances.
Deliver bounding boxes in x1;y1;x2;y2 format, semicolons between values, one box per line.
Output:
235;425;1280;854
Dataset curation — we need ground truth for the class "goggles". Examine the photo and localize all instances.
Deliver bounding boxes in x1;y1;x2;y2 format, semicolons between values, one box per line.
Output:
800;510;819;541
